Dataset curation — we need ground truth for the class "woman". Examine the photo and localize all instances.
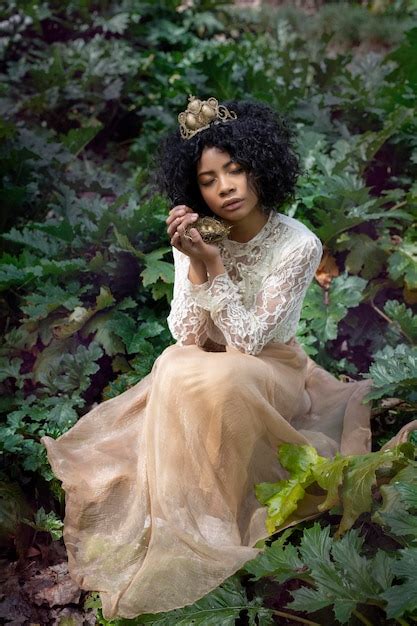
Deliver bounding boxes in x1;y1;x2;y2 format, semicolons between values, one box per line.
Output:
41;96;411;620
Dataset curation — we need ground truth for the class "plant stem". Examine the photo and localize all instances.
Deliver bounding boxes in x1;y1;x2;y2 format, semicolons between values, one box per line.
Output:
370;298;414;345
271;610;321;626
396;618;410;626
352;609;374;626
388;200;407;212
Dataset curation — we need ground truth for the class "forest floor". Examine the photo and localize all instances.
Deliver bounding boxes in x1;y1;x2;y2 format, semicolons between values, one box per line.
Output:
1;539;98;625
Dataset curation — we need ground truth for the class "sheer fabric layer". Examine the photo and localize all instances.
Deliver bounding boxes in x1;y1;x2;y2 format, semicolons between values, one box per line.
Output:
41;338;387;620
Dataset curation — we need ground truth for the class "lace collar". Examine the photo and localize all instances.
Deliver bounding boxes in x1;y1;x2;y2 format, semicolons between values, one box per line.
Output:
222;210;278;249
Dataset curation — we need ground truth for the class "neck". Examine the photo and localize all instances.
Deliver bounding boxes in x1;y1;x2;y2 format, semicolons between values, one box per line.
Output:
227;209;269;243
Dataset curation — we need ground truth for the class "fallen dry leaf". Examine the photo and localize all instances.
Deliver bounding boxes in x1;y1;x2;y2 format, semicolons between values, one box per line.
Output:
23;562;81;608
315;246;339;290
0;590;32;625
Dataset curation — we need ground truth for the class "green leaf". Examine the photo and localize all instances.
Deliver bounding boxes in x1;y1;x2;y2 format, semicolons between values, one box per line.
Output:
82;312;126;357
373;464;417;543
301;272;367;344
299;522;332;565
256;442;414;536
353;107;414;175
0;357;23;383
290;526;395;624
113;227;145;259
385;27;417;90
51;286;116;339
0;265;36;290
44;397;81;431
295;317;319;357
377;509;417;543
95;286;116;310
396;481;417;509
243;529;303;583
363;344;417;401
330;530;385;598
256;479;306;534
150;280;173;302
141;249;174;288
20;280;87;320
40;258;88;277
289;586;331;613
1;226;63;256
388;236;417;290
60;124;103;156
383;299;417;344
94;13;130;35
255;444;320;533
34;341;103;395
128;321;165;354
23;507;63;541
114;575;273;625
382;548;417;618
338;445;413;536
33;219;75;243
107;312;137;347
313;454;350;512
336;232;386;279
279;442;320;478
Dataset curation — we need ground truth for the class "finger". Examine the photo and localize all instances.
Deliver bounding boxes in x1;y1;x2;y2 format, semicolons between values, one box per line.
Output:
167;217;183;238
185;227;201;243
166;206;186;225
166;205;193;224
167;213;198;238
166;209;185;226
170;231;184;251
179;227;202;251
176;213;198;236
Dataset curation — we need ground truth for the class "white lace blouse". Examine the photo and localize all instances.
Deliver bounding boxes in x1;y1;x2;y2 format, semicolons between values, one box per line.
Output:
167;210;323;356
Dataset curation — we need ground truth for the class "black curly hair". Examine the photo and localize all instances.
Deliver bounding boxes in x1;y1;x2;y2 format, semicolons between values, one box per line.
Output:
153;98;302;216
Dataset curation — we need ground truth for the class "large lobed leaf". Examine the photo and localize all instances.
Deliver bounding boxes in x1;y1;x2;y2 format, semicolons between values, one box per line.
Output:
363;343;417;401
337;445;415;536
381;548;417;619
383;299;417;344
373;463;417;545
291;526;395;624
300;272;367;345
388;233;417;291
246;522;397;625
255;444;322;533
98;576;273;626
255;442;415;536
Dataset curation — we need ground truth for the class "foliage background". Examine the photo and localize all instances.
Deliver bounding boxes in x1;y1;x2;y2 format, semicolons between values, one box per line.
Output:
0;0;417;624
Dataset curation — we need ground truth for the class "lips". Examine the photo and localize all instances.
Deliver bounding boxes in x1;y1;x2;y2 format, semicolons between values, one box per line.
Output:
222;198;243;209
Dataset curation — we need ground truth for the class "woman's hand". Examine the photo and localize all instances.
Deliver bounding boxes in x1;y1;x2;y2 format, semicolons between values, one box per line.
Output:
166;204;195;241
166;205;221;265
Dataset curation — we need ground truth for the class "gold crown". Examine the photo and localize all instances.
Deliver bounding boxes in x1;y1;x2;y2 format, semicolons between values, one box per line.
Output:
178;95;237;140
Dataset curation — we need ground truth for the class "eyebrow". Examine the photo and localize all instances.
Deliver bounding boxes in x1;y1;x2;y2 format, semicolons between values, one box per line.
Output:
197;159;235;177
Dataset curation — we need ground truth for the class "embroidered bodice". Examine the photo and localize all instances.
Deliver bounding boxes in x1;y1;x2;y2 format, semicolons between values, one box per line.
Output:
167;211;323;356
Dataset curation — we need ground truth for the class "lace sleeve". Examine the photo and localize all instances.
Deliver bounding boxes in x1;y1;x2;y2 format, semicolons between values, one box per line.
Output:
189;236;323;355
166;247;210;346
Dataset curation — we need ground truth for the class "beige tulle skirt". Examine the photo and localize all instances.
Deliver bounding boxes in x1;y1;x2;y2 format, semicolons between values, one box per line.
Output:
42;337;380;620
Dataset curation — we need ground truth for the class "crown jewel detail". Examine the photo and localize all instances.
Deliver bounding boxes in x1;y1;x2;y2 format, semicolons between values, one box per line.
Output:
178;95;237;140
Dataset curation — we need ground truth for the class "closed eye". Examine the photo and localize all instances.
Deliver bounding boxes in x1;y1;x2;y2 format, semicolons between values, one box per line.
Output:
200;168;244;187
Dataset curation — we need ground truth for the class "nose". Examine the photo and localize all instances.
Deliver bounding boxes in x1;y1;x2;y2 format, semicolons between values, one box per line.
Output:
218;174;236;196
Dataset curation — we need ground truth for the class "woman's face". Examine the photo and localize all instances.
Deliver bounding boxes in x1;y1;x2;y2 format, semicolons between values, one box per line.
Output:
196;146;262;222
